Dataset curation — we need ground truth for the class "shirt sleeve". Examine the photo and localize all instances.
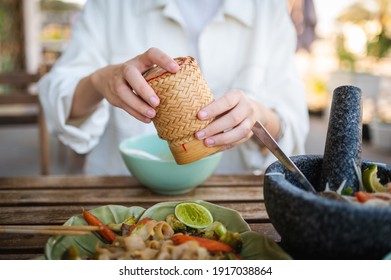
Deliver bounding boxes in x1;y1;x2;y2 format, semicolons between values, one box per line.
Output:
234;1;310;172
38;0;110;154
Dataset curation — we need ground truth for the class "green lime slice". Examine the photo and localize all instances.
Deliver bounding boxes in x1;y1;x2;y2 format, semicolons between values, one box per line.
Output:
362;164;386;193
174;202;213;229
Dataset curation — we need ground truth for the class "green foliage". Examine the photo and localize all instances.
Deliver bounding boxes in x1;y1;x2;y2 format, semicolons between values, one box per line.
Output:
336;0;391;69
336;35;357;71
367;28;391;59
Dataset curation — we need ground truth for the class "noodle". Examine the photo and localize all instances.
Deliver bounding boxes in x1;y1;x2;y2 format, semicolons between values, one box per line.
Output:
91;219;230;260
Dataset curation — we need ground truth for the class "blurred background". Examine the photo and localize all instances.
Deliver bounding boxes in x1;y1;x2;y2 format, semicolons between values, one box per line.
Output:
1;0;391;177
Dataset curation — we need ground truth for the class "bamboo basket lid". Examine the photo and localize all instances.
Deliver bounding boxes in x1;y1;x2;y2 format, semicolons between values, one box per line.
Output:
143;56;221;164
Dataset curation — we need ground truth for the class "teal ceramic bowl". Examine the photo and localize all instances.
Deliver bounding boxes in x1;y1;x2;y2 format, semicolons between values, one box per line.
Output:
119;134;223;194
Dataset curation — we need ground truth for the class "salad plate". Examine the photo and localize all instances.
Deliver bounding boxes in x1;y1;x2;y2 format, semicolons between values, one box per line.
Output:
45;201;291;260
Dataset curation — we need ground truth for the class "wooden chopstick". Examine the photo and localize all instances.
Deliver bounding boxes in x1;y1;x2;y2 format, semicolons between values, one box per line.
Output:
0;225;103;236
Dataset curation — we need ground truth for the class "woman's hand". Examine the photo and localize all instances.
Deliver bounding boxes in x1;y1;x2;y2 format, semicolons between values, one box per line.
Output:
70;48;179;123
194;89;281;150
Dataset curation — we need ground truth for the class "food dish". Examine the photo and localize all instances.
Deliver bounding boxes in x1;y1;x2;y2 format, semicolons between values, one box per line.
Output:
45;201;291;260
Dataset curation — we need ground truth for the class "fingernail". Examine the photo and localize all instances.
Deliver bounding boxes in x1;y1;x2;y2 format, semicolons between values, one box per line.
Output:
199;110;208;120
149;96;159;106
196;130;205;139
168;62;179;72
146;109;155;118
205;138;215;146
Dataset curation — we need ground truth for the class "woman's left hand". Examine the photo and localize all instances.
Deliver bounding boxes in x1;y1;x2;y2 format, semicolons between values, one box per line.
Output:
195;89;266;151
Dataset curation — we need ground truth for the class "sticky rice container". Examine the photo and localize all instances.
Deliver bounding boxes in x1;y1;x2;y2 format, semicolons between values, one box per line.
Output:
143;56;221;165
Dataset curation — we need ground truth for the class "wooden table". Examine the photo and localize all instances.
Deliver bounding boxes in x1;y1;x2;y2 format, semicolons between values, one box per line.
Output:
0;175;279;260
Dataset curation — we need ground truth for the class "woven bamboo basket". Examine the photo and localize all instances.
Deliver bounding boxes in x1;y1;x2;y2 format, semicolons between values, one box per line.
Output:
143;56;221;164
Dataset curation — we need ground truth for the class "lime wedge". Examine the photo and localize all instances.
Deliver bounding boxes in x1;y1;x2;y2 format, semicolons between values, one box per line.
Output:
362;164;386;193
174;202;213;229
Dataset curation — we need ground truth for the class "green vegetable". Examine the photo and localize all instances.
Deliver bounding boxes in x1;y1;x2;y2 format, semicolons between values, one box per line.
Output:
363;164;387;193
165;214;187;233
203;221;225;239
203;221;242;253
214;222;227;237
219;231;243;253
107;216;137;233
341;186;354;196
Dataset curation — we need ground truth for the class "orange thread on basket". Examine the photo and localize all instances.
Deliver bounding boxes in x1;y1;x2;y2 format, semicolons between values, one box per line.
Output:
182;144;187;152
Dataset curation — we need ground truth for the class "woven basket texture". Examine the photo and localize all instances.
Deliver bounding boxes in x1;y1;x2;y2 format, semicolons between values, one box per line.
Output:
144;56;214;147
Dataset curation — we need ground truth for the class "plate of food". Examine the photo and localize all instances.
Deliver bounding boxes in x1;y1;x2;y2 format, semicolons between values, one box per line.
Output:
45;200;291;260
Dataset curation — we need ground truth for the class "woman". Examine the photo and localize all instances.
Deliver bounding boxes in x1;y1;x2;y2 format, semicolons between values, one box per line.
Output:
38;0;309;175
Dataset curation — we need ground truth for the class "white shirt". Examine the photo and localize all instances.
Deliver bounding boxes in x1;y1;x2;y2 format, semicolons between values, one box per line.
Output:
175;0;222;60
38;0;309;175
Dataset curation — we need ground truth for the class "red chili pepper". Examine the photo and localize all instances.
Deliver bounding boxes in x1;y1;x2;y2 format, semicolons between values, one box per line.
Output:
355;191;374;203
82;209;117;243
170;235;233;253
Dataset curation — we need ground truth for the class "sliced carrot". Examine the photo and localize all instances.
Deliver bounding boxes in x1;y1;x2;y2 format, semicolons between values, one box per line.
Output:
170;235;233;252
82;209;117;243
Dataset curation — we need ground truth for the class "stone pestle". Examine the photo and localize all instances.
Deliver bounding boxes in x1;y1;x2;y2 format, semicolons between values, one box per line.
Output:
319;85;363;192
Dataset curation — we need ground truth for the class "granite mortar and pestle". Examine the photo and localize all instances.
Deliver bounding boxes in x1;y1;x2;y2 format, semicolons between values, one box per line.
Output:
263;85;391;259
320;85;362;192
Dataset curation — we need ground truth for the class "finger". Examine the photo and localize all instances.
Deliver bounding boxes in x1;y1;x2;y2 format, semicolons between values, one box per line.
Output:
219;137;249;151
107;77;156;118
120;101;153;124
196;99;249;139
122;48;180;108
137;47;180;73
203;118;253;147
116;84;157;119
198;91;241;121
122;63;160;107
108;77;156;119
114;85;154;123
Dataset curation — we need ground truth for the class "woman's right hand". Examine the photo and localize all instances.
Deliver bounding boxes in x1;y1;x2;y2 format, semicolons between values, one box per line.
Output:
71;48;179;123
